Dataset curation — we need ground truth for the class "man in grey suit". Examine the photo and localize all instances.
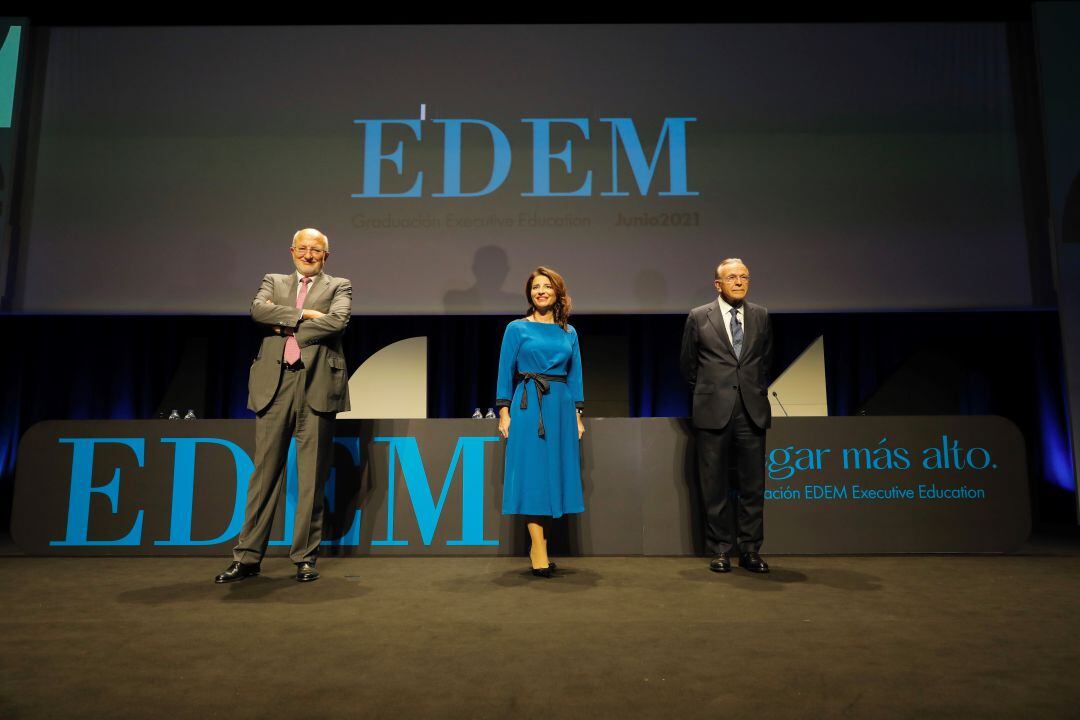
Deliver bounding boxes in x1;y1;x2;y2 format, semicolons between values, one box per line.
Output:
680;258;772;574
215;228;351;584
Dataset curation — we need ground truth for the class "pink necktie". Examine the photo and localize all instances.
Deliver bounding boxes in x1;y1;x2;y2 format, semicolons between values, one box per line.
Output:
283;277;311;365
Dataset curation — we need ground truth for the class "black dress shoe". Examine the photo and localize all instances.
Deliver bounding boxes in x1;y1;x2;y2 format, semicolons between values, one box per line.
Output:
739;552;770;573
296;562;320;582
709;553;732;573
531;567;552;578
548;561;557;570
214;561;260;584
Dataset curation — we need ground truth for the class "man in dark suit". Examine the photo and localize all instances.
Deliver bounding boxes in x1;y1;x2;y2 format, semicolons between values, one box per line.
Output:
215;228;351;584
680;258;772;574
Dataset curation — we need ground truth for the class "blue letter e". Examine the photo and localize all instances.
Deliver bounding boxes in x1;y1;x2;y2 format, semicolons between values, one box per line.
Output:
51;438;145;547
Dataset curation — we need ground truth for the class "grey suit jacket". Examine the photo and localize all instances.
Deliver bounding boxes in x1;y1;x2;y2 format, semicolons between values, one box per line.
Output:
247;272;352;414
680;299;773;430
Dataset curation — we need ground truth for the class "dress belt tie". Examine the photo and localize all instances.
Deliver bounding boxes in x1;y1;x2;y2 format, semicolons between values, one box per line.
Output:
515;372;567;438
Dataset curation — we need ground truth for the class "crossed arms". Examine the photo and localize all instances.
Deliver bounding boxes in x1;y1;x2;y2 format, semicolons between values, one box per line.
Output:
249;274;352;345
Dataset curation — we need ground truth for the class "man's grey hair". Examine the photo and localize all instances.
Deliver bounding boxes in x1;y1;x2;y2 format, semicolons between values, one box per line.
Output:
715;258;745;280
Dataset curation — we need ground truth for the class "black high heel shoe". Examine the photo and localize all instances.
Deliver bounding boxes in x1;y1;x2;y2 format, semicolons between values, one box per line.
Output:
529;547;554;577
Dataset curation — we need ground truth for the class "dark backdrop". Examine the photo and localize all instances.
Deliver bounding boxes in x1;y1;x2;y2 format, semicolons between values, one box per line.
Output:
0;309;1074;535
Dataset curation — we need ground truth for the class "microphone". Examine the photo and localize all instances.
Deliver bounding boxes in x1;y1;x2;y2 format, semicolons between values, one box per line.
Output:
771;391;789;418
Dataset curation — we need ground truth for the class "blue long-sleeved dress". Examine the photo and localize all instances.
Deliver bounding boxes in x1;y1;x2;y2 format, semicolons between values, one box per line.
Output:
496;319;585;518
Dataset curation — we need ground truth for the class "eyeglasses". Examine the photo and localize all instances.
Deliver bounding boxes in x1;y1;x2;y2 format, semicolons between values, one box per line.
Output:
291;246;326;256
719;274;750;284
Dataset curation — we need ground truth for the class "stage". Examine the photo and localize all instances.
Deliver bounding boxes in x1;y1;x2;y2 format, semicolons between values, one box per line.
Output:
2;536;1079;718
3;14;1080;720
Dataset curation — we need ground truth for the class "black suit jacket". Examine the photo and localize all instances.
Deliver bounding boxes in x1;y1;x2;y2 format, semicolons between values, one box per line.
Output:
680;299;773;430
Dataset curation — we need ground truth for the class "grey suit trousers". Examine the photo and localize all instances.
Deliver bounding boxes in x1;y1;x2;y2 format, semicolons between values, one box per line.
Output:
233;365;335;565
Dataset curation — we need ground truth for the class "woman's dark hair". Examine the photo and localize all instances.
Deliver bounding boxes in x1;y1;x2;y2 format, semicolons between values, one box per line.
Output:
525;266;572;330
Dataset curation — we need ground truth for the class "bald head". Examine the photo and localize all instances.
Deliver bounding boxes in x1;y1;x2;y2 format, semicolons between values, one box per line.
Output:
293;228;329;251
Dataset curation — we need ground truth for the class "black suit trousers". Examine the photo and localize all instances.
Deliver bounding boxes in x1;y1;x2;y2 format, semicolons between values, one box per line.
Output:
696;397;766;556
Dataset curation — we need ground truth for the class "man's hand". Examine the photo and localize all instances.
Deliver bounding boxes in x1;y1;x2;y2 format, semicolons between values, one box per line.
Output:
264;299;318;325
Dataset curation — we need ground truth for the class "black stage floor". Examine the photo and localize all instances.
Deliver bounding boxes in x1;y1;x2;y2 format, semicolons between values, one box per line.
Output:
2;538;1079;719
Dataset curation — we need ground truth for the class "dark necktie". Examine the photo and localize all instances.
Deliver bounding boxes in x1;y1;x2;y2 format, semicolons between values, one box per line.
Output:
730;307;743;359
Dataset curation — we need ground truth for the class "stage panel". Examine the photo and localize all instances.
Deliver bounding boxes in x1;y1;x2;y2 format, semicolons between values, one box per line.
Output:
11;417;1029;555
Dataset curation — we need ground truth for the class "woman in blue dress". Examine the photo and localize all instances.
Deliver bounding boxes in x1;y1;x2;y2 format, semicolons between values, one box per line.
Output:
496;267;585;578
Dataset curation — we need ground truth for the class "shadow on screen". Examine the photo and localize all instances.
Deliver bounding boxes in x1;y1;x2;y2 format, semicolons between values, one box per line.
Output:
443;245;522;313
